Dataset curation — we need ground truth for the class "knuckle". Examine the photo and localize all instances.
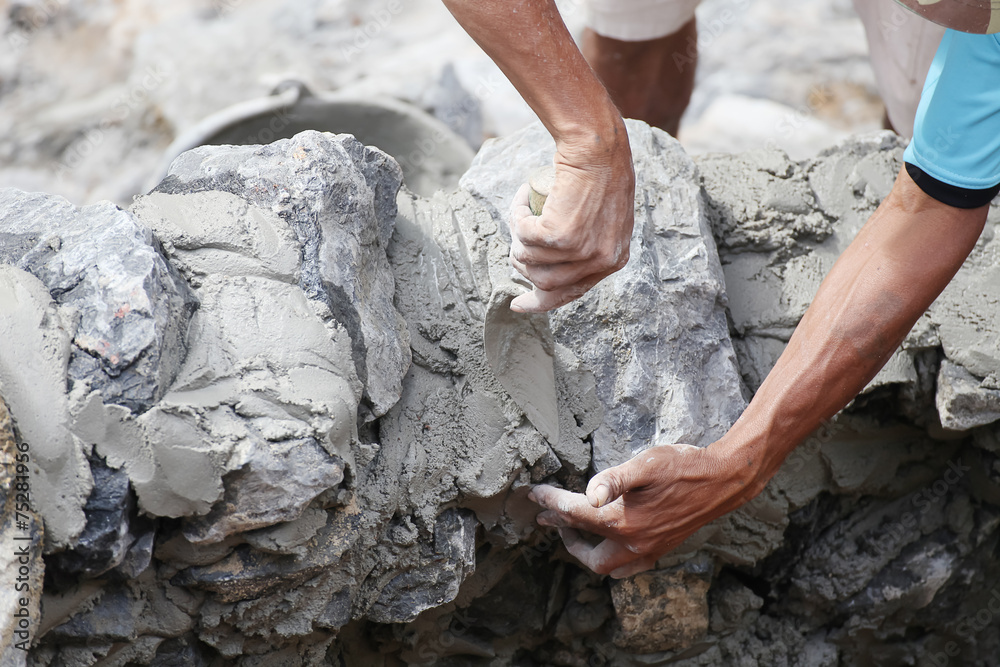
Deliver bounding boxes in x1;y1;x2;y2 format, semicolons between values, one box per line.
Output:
546;231;582;255
531;274;561;291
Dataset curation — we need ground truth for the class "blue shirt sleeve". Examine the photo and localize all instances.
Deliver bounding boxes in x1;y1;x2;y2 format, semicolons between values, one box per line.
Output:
904;29;1000;192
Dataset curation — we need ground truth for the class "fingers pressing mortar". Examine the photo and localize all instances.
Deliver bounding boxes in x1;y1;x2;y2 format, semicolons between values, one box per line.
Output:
558;528;650;577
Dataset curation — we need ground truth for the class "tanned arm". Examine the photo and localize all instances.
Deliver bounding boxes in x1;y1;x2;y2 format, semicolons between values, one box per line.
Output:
443;0;635;311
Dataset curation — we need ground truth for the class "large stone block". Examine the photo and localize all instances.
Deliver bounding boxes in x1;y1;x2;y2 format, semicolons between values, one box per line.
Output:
151;131;410;421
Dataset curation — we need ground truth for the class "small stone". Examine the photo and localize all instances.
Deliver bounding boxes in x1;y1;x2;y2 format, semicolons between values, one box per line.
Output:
610;559;712;654
528;165;555;216
182;438;345;545
936;359;1000;431
48;454;136;578
366;509;478;623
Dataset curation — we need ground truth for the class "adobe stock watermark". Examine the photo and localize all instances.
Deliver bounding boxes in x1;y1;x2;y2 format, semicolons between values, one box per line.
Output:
52;63;175;180
6;0;72;54
412;608;480;664
10;437;36;651
868;456;970;558
927;586;1000;666
877;0;915;39
760;83;835;153
341;0;404;63
673;0;752;73
394;70;507;178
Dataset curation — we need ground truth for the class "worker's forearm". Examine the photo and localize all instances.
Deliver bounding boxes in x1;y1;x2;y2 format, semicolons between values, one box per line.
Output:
719;168;988;496
442;0;625;149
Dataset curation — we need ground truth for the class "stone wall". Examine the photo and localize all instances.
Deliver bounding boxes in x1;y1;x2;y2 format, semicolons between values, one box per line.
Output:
1;124;999;666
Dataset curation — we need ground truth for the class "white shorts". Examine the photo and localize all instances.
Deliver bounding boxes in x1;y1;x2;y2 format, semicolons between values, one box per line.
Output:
584;0;700;41
582;0;945;137
852;0;945;137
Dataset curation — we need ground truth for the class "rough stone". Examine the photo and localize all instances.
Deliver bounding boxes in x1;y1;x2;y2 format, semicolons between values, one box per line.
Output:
462;120;746;470
151;131;411;421
48;584;141;643
421;62;484;150
936;359;1000;431
610;556;713;654
47;453;143;579
366;509;478;623
0;188;197;413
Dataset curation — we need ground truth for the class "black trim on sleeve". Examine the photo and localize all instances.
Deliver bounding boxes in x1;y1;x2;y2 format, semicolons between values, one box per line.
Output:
905;162;1000;209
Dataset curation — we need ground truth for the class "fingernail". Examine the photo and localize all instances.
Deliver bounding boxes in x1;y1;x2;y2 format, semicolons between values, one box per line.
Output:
511;292;542;313
593;484;610;507
527;490;538;503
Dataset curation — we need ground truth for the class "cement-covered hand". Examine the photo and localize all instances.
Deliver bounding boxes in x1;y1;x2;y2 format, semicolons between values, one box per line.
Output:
442;0;635;312
528;441;755;578
508;137;635;312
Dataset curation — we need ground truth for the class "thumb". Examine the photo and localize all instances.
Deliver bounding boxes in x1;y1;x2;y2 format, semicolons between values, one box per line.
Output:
586;456;651;508
510;287;565;313
510;273;604;313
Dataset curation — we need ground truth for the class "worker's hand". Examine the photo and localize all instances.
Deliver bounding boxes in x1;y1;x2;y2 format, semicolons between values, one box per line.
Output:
508;137;635;312
527;442;759;577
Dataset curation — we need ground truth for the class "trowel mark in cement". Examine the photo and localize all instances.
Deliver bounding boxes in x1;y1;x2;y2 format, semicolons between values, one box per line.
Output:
484;282;560;445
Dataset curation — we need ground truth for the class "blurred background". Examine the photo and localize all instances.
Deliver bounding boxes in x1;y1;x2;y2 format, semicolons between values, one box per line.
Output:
0;0;883;207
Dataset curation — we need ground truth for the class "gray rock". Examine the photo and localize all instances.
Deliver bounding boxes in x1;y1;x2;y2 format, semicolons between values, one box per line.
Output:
421;63;485;150
366;509;478;623
48;454;139;578
0;188;197;413
936;359;1000;431
113;529;155;580
698;135;908;395
151;634;217;667
786;479;969;614
182;438;345;545
49;584;140;643
152;131;410;421
927;204;1000;383
462;121;746;469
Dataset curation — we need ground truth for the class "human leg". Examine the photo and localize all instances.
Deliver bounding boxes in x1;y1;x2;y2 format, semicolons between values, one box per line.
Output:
581;0;700;136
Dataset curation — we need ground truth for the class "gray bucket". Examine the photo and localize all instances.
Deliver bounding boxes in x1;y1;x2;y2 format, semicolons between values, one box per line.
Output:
150;81;475;198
